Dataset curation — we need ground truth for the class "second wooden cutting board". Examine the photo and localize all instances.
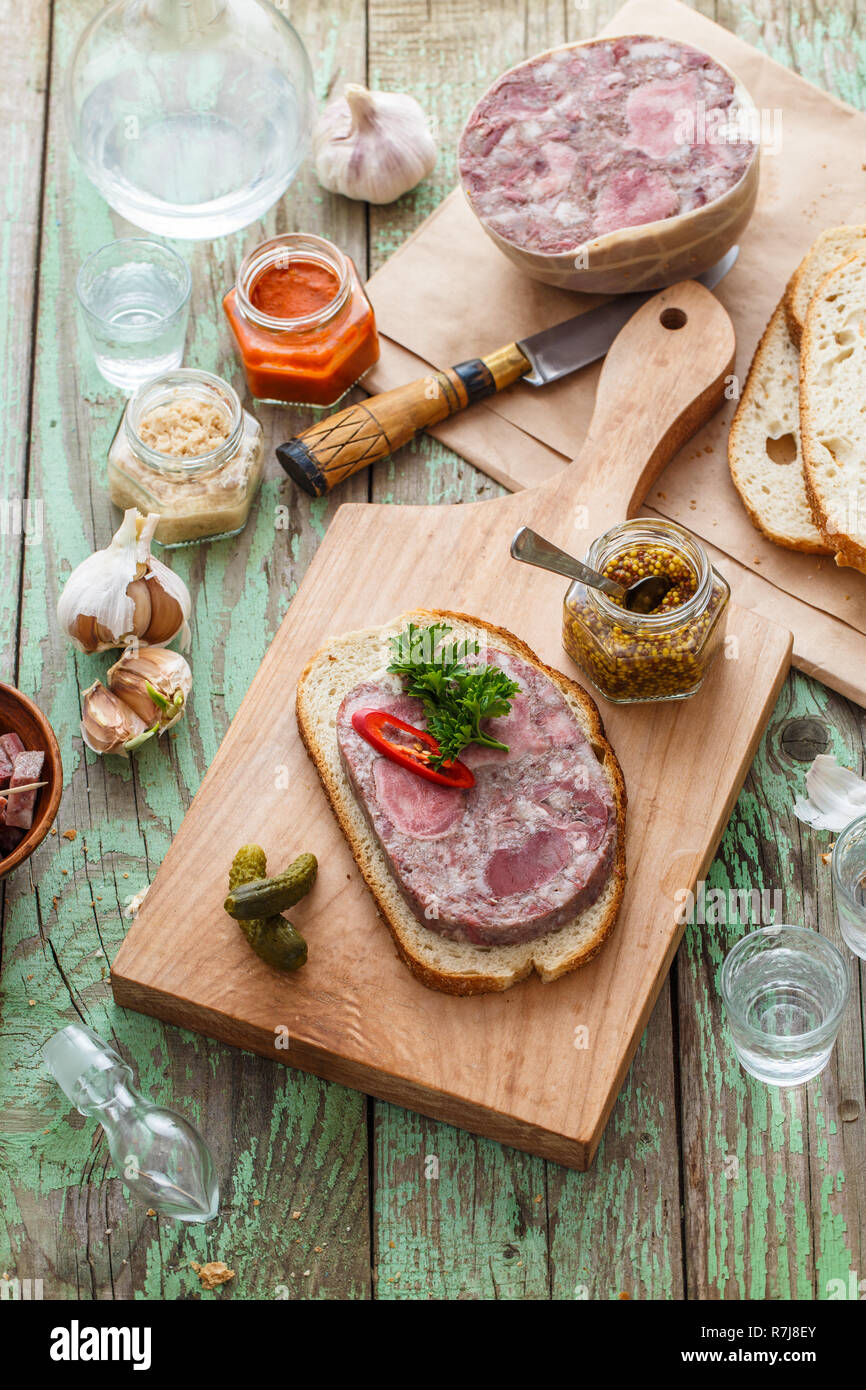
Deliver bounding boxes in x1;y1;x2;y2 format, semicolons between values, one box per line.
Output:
112;282;792;1169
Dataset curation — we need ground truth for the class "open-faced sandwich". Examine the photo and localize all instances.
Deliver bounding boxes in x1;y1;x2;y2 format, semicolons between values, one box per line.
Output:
297;610;626;995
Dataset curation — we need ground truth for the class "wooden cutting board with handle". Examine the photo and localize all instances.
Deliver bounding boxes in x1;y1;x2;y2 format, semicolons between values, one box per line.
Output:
113;282;793;1170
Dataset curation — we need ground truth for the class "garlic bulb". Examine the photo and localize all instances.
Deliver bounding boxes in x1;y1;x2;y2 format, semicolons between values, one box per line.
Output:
793;754;866;831
107;646;192;733
58;509;192;653
80;681;156;757
313;84;436;204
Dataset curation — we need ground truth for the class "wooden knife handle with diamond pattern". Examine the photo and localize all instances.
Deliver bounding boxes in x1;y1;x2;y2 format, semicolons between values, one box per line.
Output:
276;344;530;496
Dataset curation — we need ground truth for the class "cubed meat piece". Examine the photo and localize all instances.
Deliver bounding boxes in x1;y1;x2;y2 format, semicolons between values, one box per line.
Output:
5;750;45;829
0;732;25;787
0;824;25;858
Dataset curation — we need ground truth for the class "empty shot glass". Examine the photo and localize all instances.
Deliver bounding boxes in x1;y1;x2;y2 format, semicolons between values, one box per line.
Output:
76;238;191;392
720;924;850;1086
832;813;866;959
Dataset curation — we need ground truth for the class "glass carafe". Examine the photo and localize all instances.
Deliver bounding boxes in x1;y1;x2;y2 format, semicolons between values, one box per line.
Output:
66;0;316;239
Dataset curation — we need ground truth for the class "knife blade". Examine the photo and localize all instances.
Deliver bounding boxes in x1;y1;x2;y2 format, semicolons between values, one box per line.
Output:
276;247;739;498
516;246;739;386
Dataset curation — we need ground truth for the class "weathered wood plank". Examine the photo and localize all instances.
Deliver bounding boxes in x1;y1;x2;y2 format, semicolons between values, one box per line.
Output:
679;672;866;1298
365;0;559;1302
676;0;866;1299
0;0;51;670
0;0;373;1301
365;0;685;1303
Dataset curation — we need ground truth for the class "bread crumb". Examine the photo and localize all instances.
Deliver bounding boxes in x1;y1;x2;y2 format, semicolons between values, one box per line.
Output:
292;1210;301;1220
62;829;76;841
190;1260;236;1290
50;827;57;836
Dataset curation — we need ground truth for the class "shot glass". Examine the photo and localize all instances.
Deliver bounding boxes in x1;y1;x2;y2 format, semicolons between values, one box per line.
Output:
832;813;866;959
76;238;191;393
720;924;850;1086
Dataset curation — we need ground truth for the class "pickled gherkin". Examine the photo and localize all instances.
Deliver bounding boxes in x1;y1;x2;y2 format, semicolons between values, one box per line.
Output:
238;918;307;972
226;844;309;972
224;852;317;920
229;844;268;892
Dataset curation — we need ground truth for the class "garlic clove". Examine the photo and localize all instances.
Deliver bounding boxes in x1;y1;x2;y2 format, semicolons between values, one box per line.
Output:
68;614;102;653
80;681;155;757
107;646;192;732
127;577;153;639
141;573;186;647
144;558;192;651
58;509;192;653
313;83;437;205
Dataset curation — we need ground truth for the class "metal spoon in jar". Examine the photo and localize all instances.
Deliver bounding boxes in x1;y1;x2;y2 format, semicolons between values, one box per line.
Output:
510;526;673;614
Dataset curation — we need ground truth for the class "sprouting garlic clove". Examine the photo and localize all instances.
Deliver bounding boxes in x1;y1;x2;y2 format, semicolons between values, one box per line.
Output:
58;508;192;653
80;681;156;757
313;83;437;205
106;646;192;732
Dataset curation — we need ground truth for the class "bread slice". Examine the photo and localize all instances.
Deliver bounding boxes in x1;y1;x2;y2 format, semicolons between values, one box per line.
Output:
728;300;831;554
785;225;866;346
296;609;627;996
800;251;866;573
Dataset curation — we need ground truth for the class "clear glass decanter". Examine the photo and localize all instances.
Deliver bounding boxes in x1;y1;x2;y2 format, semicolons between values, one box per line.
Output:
44;1022;219;1223
66;0;316;239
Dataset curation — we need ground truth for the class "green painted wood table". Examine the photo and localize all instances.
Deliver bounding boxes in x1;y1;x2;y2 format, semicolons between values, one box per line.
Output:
2;0;865;1302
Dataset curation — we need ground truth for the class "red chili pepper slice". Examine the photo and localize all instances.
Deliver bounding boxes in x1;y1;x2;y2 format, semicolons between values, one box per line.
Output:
351;708;475;789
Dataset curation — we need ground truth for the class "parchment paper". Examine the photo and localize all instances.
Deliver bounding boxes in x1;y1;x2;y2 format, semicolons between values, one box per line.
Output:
363;0;866;705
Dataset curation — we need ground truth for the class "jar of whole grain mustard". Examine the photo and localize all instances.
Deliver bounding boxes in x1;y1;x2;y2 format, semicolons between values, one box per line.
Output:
222;232;379;407
562;519;730;704
107;368;264;548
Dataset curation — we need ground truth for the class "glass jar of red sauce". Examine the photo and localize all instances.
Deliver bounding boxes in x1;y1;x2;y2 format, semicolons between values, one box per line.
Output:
223;233;379;407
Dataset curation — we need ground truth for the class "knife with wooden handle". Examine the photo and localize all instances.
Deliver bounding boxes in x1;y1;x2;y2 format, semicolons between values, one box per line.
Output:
275;247;738;497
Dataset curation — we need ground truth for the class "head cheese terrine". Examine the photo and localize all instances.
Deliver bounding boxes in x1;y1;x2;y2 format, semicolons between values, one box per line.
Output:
458;34;757;256
336;647;617;947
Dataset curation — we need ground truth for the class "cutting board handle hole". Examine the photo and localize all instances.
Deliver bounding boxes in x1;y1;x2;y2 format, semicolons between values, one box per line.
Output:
659;307;688;331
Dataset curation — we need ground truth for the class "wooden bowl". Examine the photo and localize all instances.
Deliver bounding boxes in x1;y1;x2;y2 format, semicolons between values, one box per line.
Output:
0;683;63;879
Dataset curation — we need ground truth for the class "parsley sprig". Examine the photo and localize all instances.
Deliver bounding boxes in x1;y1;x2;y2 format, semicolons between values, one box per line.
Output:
387;623;520;768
